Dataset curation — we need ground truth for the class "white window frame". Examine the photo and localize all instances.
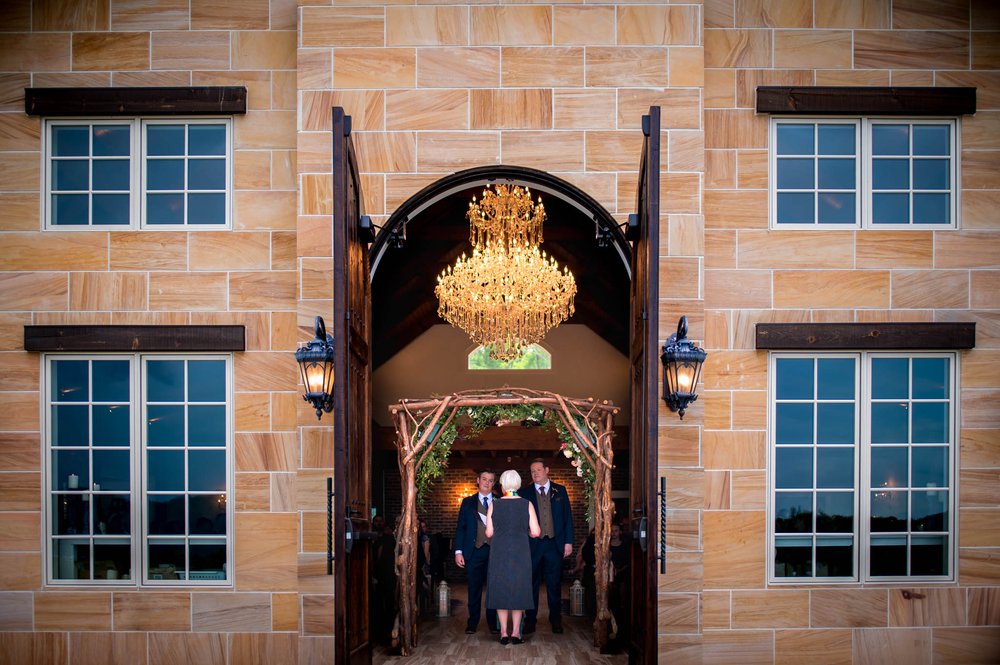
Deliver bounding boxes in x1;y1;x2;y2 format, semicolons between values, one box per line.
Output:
43;119;138;230
139;118;233;230
769;118;862;230
42;118;233;231
769;352;861;582
42;353;233;587
767;351;958;585
769;117;959;230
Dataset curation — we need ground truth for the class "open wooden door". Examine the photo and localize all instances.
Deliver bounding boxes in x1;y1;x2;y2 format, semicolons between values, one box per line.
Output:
627;106;660;664
332;107;373;665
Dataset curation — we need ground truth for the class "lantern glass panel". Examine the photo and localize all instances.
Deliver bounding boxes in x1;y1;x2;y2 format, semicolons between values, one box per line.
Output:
298;362;311;395
664;361;680;397
304;362;327;395
322;361;334;396
675;362;697;393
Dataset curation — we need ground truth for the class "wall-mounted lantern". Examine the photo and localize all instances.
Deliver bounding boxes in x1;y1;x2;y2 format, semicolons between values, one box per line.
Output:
295;316;335;420
661;316;707;420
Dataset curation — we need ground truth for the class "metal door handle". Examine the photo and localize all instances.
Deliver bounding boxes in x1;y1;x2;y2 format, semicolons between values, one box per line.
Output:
344;517;354;555
657;476;666;574
326;478;333;574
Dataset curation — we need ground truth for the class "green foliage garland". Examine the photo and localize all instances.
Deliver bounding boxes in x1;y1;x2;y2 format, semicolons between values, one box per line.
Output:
414;419;458;508
465;403;547;434
554;417;597;512
413;404;597;518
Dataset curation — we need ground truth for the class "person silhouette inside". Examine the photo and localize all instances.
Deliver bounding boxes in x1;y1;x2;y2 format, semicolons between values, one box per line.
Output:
521;458;574;634
485;469;541;645
372;515;396;642
416;519;432;613
454;469;500;635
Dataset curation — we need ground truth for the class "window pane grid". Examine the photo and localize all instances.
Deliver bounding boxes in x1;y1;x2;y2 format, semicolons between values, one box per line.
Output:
144;358;228;583
49;359;133;582
774;121;859;227
773;356;859;580
868;356;952;579
46;355;230;587
871;121;953;226
143;122;228;227
48;123;132;227
771;353;955;584
770;118;956;229
45;119;230;230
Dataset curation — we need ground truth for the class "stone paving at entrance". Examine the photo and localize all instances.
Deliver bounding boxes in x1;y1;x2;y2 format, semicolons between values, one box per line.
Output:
373;583;628;664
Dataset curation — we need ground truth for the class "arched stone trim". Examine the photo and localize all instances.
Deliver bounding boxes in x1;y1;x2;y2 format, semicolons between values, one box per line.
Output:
370;164;631;279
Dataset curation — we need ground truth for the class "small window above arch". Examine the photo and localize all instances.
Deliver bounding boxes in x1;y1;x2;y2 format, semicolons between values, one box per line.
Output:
467;344;551;370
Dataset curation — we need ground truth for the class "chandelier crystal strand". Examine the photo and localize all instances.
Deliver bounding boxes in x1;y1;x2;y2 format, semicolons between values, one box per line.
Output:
467;184;546;252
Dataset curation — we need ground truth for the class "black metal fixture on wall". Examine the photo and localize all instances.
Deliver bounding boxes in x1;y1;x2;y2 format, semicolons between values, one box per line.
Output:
295;316;335;420
661;316;707;420
657;476;667;574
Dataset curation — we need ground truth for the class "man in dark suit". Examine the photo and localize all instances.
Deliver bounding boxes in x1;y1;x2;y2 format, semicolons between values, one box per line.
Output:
454;469;499;635
521;458;574;634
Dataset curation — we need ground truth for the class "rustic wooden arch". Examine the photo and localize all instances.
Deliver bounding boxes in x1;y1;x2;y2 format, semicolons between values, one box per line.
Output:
389;388;619;655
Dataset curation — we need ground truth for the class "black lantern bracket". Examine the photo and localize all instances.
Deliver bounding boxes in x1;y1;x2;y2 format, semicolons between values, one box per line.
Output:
295;316;336;420
660;316;707;420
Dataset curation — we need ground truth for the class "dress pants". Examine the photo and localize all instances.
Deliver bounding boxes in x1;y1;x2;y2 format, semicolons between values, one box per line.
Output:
466;544;498;628
527;537;562;627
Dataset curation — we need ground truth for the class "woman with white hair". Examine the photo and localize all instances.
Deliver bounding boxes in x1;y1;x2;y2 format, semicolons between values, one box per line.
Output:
485;469;541;645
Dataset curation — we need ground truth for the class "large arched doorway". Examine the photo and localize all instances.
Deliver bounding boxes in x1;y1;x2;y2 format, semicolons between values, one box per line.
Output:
331;107;661;664
368;166;633;655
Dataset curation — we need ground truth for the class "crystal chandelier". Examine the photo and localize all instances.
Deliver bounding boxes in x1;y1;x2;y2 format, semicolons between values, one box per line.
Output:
467;183;546;250
435;185;577;362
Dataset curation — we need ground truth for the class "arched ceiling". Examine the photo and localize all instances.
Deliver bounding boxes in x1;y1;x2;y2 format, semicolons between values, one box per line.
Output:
370;182;631;369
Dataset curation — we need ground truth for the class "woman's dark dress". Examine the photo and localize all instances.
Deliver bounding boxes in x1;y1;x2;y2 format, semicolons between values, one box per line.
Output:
486;497;534;610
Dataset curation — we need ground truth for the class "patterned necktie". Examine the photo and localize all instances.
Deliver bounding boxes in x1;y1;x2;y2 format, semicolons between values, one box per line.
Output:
539;486;546;497
482;496;489;509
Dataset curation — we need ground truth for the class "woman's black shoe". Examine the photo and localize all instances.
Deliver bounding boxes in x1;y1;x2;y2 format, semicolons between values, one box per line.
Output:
511;636;524;645
499;636;510;645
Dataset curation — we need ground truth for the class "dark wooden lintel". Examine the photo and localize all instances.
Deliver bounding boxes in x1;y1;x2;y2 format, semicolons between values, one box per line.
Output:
756;86;976;116
756;323;975;351
24;325;245;352
25;87;247;116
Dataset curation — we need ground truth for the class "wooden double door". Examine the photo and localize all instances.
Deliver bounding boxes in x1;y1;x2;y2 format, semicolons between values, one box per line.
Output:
329;106;663;665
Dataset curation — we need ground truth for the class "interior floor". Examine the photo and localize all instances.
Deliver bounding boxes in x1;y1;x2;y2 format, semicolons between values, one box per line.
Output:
373;582;629;664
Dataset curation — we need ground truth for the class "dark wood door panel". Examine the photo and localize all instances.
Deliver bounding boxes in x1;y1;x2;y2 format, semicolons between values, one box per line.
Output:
627;106;660;665
333;107;373;665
